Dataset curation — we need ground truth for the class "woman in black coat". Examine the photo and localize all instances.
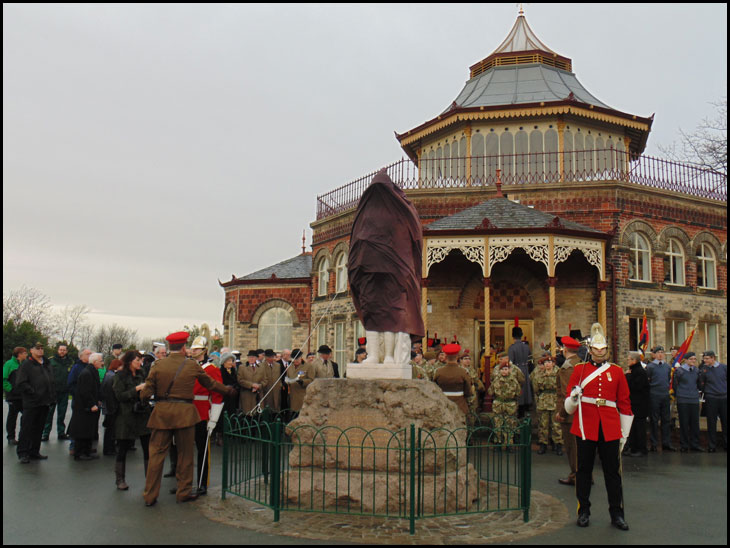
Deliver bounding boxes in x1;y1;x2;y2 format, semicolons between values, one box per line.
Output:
625;351;650;457
112;350;151;490
217;352;240;444
67;353;103;461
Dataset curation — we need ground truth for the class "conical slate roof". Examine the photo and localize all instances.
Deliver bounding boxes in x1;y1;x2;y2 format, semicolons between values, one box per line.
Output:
425;197;603;234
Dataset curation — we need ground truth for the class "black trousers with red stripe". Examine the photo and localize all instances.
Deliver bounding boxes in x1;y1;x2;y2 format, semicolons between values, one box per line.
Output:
575;424;624;518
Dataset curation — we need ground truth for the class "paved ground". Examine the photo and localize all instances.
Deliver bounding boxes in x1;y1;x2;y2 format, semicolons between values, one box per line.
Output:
3;405;727;545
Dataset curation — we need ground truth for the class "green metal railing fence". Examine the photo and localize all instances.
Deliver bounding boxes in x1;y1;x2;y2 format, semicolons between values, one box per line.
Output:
222;409;531;535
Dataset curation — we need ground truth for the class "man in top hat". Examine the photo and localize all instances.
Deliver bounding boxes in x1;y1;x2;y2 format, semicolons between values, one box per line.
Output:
433;344;473;417
563;323;633;531
555;335;583;485
140;331;235;507
313;345;340;379
189;335;224;496
508;325;533;418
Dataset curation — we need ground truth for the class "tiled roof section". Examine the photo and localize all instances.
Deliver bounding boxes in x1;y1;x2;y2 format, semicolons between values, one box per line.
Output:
446;63;611;112
239;253;312;281
424;197;603;233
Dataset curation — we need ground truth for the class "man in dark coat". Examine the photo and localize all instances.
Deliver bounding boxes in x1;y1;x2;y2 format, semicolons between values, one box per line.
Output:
42;343;73;441
68;352;103;461
15;342;55;463
508;325;533;418
625;351;650;457
348;169;425;364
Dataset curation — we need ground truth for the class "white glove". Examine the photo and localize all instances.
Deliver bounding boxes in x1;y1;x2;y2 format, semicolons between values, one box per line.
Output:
207;402;224;434
564;386;582;415
619;413;634;452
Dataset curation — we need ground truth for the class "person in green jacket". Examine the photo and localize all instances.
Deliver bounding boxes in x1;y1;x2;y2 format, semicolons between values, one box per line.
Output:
42;344;74;441
4;347;28;444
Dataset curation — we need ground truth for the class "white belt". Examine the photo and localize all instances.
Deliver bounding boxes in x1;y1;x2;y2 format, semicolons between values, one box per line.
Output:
581;397;616;408
193;395;209;401
443;391;464;397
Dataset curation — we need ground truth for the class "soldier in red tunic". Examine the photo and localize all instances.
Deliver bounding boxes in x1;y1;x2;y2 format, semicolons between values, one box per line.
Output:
564;323;633;531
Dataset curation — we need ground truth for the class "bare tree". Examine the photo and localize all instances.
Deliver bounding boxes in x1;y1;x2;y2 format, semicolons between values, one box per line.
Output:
660;98;727;174
91;323;139;359
53;304;91;346
2;285;54;335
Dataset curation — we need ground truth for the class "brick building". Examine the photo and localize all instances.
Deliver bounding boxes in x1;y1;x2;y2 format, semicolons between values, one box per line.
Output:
221;11;727;366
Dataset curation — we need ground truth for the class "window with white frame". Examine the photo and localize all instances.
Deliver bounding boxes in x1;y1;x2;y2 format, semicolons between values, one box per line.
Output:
335;252;348;293
696;243;717;289
664;238;685;286
334;321;346;367
258;307;292;351
628;233;651;282
699;322;721;361
666;319;687;349
317;322;327;349
628;316;654;354
317;257;330;296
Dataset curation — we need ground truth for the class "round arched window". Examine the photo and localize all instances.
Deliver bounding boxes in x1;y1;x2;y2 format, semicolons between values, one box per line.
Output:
629;233;651;282
335;252;348;293
664;238;685;286
258;308;292;351
317;257;330;297
697;243;717;289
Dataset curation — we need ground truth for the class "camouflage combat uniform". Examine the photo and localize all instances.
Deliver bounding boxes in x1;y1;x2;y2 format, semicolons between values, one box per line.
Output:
488;369;522;445
530;366;563;446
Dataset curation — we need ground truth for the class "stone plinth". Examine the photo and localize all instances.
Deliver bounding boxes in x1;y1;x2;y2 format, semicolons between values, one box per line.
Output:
345;362;411;379
283;379;484;513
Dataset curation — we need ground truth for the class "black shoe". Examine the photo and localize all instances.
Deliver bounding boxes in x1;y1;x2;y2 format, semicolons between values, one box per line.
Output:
145;499;157;507
58;433;70;440
690;446;705;452
75;454;94;461
163;470;176;478
611;516;629;530
577;513;590;527
8;438;19;445
680;447;688;453
650;445;658;452
629;451;645;457
555;444;563;456
169;488;178;495
195;487;207;496
177;494;198;503
41;435;50;442
708;447;717;453
663;446;677;452
29;453;48;460
19;455;31;464
537;444;546;455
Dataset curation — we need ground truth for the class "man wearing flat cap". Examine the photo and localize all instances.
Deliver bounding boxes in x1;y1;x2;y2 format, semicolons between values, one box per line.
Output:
140;332;235;506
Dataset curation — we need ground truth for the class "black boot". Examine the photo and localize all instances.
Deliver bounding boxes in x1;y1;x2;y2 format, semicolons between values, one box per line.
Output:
555;443;563;456
115;461;129;490
537;443;547;455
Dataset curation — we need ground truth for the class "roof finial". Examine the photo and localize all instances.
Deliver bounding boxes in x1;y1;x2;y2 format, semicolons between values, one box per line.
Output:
496;169;504;198
518;3;525;16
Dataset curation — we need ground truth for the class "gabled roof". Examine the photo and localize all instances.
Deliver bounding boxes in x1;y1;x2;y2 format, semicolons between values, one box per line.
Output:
220;253;312;288
424;197;605;235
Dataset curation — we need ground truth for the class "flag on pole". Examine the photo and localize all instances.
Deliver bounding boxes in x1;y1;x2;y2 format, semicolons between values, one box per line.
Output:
638;313;649;359
671;328;696;367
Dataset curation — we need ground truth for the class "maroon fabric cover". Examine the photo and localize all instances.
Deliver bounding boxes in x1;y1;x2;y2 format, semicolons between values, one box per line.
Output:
347;170;425;337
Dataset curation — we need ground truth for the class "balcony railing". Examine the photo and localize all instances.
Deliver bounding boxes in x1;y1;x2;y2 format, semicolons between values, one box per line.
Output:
315;150;727;220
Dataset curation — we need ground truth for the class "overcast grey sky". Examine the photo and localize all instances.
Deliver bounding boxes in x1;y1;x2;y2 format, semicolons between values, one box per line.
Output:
3;3;727;341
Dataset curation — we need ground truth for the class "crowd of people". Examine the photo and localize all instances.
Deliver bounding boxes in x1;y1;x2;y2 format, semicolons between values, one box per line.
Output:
3;328;726;514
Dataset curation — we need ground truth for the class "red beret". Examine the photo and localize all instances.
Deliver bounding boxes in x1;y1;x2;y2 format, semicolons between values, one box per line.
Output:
442;343;461;356
165;331;189;345
561;336;581;349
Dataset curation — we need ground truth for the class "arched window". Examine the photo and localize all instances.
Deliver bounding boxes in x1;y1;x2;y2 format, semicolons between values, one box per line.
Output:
335;252;348;293
227;306;236;348
664;238;685;286
544;129;558;181
629;233;651;282
471;132;484;183
563;129;574;180
697;243;717;289
258;307;292;351
500;131;514;177
529;129;543;179
485;133;499;181
317;257;330;296
515;130;529;183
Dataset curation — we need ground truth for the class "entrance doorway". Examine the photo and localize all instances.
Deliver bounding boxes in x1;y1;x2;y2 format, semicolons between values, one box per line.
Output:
477;320;534;357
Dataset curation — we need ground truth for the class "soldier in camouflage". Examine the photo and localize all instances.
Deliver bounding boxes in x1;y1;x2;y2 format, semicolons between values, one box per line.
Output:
531;354;563;455
489;361;522;446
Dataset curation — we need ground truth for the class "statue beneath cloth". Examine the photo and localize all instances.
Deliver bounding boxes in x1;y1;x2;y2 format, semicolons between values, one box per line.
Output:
347;169;425;366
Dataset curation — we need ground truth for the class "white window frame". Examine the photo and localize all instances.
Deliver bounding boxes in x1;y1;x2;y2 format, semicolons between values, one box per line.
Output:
697;243;717;289
258;307;292;351
666;319;687;349
665;238;685;286
335;253;348;293
334;321;346;368
700;323;721;362
629;233;651;282
317;257;330;296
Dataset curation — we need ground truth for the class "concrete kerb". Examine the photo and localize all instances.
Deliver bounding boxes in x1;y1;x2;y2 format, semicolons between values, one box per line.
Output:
198;487;570;544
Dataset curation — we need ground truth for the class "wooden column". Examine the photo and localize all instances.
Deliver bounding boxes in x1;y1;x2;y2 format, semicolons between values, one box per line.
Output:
483;277;491;356
598;280;609;330
421;278;430;347
547;277;558;352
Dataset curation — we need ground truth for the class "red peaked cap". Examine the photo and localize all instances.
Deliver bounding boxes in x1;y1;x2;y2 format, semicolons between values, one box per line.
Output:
442;343;461;356
166;331;190;345
561;336;581;350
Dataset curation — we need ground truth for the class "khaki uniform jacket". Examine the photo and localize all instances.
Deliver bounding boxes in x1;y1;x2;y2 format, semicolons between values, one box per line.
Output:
285;361;316;412
237;364;267;414
261;360;283;411
433;363;473;415
141;352;229;430
491;363;526;385
556;353;581;422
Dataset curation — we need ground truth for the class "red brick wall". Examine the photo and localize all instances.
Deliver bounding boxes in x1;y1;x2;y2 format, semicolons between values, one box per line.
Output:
225;285;311;324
